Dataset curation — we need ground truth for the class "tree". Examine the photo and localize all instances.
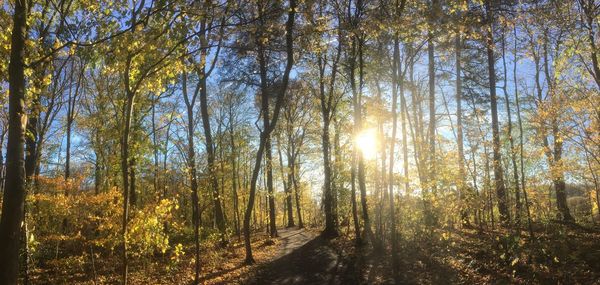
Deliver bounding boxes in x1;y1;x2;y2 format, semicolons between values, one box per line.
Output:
523;1;574;222
65;59;85;181
181;68;203;283
576;0;600;90
242;0;297;264
484;0;509;224
500;23;522;226
347;0;377;246
190;0;228;246
427;0;438;203
306;0;344;237
0;1;27;283
280;81;313;228
108;3;184;282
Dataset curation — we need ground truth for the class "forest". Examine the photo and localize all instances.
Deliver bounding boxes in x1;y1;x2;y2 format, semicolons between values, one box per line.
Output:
0;0;599;284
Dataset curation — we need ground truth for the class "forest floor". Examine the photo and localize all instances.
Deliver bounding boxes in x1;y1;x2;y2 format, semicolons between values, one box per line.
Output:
29;227;319;285
392;224;600;284
30;224;600;284
244;224;600;285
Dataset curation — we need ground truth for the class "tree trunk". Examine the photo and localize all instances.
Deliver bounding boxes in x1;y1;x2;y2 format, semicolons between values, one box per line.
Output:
0;1;28;283
129;155;137;207
354;35;375;246
198;45;227;248
501;29;521;226
182;70;202;284
243;0;296;263
316;23;342;236
65;117;72;180
229;111;241;237
265;133;278;237
65;61;82;182
291;157;303;228
151;95;159;196
456;34;469;225
388;36;401;276
552;127;573;222
513;25;534;237
321;113;337;237
120;91;134;285
486;0;509;225
578;0;600;89
276;134;294;228
284;150;295;228
427;30;436;196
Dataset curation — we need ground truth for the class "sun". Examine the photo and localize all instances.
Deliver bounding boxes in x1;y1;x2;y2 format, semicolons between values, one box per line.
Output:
355;129;378;160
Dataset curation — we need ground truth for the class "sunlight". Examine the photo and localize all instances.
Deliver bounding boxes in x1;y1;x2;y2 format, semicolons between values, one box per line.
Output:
356;129;378;160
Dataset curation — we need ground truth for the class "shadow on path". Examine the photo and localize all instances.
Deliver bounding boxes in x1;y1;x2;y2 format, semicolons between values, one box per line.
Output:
244;233;362;285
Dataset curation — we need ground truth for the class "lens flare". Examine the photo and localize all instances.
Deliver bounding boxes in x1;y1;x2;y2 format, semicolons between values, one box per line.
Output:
356;129;378;160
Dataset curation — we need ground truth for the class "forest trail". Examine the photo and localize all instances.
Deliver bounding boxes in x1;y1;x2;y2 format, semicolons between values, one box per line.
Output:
271;227;318;258
244;228;369;285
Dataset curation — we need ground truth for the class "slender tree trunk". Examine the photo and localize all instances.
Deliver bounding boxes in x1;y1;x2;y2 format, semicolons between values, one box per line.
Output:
427;30;436;196
61;62;81;236
513;26;534;237
265;133;278;237
277;134;294;227
129;151;137;207
217;125;228;228
182;71;202;284
65;62;82;182
388;36;401;277
284;153;295;228
455;34;470;225
292;160;303;228
401;52;412;194
350;145;361;244
356;36;376;246
121;91;134;285
152;95;159;196
350;38;363;244
317;27;342;237
162;116;172;200
484;143;494;228
94;145;102;195
229;112;241;237
501;29;522;226
253;12;278;238
65;118;72;180
376;81;386;242
198;51;227;247
486;0;509;224
473;96;494;228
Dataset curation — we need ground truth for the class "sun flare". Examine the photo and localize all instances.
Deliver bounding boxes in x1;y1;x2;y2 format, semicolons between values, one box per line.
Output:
356;129;378;160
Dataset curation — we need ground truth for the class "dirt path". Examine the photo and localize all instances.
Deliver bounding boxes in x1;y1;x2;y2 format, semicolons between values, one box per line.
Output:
243;228;365;285
271;227;317;257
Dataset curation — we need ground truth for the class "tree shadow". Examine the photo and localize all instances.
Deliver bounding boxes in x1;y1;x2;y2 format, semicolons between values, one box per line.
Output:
199;263;245;283
244;236;360;285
